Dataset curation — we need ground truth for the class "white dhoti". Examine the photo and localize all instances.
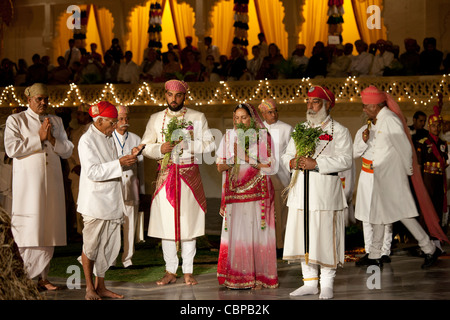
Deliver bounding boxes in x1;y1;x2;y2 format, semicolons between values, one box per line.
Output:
81;215;122;278
283;209;345;268
18;246;54;279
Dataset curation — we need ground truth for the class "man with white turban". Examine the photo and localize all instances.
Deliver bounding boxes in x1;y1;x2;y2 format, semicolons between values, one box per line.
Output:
112;105;145;268
4;83;74;290
258;99;293;250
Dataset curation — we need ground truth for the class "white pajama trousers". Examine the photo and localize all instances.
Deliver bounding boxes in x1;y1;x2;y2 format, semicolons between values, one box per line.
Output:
162;239;196;274
301;262;336;289
362;222;393;256
369;218;435;259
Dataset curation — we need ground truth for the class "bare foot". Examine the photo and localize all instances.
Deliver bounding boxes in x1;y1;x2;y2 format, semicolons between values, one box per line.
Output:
97;288;124;299
156;271;177;285
85;288;102;300
184;273;198;285
37;279;60;291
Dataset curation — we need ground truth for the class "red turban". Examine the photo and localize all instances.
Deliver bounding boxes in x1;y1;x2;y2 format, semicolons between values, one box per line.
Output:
361;85;386;105
307;86;335;108
428;105;443;126
165;80;189;93
89;101;118;119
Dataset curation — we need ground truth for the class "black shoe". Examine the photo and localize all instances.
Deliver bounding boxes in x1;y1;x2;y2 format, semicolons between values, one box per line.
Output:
421;248;442;269
355;253;370;266
366;258;383;267
380;255;391;263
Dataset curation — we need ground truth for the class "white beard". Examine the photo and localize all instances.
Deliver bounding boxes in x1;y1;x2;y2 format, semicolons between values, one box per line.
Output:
306;103;328;126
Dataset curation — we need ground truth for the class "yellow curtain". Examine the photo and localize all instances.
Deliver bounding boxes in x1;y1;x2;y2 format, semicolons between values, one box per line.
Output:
297;0;329;57
125;2;151;65
341;1;362;53
210;0;234;58
169;0;197;50
351;0;387;45
90;6;115;57
254;0;288;58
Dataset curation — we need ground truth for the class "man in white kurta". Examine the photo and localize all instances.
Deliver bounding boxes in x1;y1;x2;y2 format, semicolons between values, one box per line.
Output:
112;105;145;268
258;99;293;250
353;121;393;265
360;85;439;269
77;101;141;300
4;83;74;290
282;86;352;300
141;80;214;285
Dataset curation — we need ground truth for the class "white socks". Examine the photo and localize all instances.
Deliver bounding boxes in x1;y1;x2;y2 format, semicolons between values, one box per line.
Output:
290;263;335;299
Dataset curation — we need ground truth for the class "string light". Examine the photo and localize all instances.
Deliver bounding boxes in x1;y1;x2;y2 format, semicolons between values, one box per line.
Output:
0;75;449;108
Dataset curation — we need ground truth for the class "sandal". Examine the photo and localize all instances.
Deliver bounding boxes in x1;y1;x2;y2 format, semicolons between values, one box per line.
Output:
156;271;177;286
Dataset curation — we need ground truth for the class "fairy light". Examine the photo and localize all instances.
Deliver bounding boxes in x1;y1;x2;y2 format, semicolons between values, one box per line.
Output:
0;75;448;108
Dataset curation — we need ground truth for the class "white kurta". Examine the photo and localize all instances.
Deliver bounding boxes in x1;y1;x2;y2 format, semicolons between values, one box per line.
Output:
141;107;214;240
370;107;418;224
353;122;377;222
263;120;293;187
281;117;353;267
4;108;74;247
77;124;125;220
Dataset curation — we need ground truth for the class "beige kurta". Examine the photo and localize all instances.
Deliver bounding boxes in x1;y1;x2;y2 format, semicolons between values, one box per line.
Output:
4;108;74;247
281;117;353;267
141;107;214;240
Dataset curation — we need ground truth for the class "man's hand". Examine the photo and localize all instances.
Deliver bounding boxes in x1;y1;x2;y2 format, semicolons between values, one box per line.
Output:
160;141;174;155
290;156;317;170
132;144;146;156
39;118;51;143
362;128;370;143
119;154;137;167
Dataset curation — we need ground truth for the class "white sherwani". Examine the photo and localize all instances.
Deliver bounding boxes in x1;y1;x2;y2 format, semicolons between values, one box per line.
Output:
113;129;145;266
264;120;293;248
77;124;125;220
4;108;74;247
370;107;417;224
348;52;373;77
282;116;353;267
354;122;393;256
141;107;213;240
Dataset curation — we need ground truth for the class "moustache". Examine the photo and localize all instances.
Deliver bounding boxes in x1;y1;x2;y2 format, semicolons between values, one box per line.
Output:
119;124;130;128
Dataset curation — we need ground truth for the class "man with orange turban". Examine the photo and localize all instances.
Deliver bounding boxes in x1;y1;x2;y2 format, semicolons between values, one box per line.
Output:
141;80;214;286
360;85;447;269
415;106;448;249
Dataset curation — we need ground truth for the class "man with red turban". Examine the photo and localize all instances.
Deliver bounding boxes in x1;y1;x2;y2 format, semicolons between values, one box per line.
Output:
360;85;446;269
415;106;448;249
141;80;214;286
77;101;142;300
282;85;353;299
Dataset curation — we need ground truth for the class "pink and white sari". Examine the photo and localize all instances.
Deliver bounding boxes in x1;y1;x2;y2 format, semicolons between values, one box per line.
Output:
216;103;279;289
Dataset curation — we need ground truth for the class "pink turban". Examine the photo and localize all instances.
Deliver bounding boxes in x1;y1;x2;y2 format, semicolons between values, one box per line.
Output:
258;99;276;112
89;101;118;119
165;80;189;93
361;85;450;244
361;85;386;105
116;105;129;114
307;86;335;108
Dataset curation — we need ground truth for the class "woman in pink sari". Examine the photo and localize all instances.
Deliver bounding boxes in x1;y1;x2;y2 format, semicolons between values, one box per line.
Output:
216;103;278;289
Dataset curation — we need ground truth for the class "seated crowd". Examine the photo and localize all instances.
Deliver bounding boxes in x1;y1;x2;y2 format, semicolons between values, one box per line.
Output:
0;34;449;88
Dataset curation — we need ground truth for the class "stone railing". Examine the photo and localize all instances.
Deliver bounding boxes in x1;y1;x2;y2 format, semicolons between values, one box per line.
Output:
0;75;449;111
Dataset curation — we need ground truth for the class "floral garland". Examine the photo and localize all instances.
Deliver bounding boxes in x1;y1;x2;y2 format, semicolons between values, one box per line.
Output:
160;108;193;171
233;0;249;51
327;0;344;36
148;1;163;49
